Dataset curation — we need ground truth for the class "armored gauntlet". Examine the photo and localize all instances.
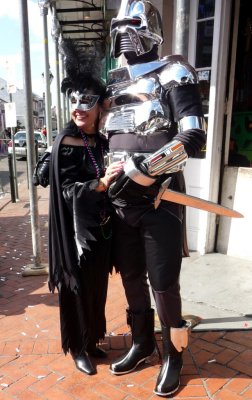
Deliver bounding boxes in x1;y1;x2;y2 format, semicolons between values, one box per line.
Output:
141;140;188;176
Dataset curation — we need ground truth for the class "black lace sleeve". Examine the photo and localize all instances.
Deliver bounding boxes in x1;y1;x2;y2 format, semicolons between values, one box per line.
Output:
58;144;106;253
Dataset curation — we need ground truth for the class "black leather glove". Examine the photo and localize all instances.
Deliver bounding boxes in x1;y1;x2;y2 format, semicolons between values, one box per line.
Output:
33;152;50;188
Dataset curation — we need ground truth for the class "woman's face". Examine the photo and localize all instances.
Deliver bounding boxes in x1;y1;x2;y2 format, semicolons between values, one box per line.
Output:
71;90;100;134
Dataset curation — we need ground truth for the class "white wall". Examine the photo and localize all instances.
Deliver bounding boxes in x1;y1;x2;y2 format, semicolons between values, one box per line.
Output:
217;166;252;261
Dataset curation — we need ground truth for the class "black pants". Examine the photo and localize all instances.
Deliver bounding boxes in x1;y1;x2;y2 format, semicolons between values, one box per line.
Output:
112;201;183;328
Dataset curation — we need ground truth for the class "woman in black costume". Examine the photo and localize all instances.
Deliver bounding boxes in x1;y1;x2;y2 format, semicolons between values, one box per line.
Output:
48;72;123;375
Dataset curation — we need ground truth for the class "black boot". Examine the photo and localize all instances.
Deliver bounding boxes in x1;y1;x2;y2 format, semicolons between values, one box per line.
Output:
154;321;190;396
71;351;96;375
110;308;158;375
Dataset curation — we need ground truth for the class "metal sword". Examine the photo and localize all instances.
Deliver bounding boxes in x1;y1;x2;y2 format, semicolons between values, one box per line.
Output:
154;179;243;218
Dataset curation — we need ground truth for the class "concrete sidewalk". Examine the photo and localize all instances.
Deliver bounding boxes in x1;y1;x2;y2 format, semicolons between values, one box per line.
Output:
180;253;252;331
0;181;252;399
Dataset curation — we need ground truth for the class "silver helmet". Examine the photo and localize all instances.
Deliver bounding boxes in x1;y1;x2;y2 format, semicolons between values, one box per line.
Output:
110;0;163;58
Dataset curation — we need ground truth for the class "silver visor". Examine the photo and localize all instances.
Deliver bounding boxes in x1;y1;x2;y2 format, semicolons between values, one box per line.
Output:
70;92;100;111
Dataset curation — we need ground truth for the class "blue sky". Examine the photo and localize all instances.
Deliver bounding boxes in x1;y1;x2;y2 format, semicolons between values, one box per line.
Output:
0;0;56;105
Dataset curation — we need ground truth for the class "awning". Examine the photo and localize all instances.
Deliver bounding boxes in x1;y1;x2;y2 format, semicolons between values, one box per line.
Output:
52;0;119;59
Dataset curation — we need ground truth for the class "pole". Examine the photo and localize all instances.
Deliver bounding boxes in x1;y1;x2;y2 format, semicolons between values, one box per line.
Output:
40;5;52;148
10;128;19;202
9;93;19;201
8;154;16;203
10;127;18;202
19;0;48;276
174;0;190;59
66;89;70;121
60;53;67;127
55;38;62;133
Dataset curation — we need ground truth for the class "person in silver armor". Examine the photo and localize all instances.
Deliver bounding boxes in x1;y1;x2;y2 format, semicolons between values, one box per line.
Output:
100;1;206;396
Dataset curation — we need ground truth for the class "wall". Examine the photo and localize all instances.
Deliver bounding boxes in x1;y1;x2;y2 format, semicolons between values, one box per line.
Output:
161;0;173;56
217;166;252;260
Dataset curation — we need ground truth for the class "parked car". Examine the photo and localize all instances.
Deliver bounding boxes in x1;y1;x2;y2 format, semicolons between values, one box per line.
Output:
8;130;47;158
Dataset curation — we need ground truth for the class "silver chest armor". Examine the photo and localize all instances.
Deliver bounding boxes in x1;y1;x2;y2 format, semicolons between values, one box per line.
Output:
100;55;198;142
100;55;205;179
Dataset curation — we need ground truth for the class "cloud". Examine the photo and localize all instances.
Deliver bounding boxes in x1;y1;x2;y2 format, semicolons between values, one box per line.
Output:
27;1;44;38
0;0;43;38
0;1;57;103
0;54;21;66
0;55;21;85
0;0;20;19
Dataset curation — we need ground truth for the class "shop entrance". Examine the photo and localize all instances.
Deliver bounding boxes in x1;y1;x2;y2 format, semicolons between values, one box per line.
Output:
217;0;252;260
228;0;252;168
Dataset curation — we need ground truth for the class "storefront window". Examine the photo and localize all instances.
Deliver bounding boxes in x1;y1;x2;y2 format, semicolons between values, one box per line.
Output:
197;70;211;115
198;0;215;19
192;1;215;158
195;20;214;68
229;0;252;167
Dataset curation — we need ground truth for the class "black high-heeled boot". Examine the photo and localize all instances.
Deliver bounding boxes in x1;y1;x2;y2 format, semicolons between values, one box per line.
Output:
110;308;158;375
154;321;190;396
71;351;96;375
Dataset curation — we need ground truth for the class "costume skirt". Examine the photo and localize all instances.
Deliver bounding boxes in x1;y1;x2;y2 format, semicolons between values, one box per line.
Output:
58;226;111;355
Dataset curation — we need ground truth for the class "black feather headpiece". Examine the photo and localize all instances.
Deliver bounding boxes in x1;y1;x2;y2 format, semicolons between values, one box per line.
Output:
59;39;106;99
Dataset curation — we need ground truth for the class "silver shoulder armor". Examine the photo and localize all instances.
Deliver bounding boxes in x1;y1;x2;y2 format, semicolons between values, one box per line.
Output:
158;55;198;90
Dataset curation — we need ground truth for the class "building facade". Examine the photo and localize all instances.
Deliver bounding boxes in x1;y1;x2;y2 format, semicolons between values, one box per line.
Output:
157;0;252;260
14;0;251;260
0;77;50;131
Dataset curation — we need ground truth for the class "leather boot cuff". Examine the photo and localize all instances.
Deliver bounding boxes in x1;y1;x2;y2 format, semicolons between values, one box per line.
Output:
170;320;191;352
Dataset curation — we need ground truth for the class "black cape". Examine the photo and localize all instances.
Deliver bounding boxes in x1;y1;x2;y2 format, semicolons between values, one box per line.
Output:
48;126;110;294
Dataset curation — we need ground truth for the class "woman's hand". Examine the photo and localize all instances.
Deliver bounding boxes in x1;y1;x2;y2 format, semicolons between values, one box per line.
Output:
96;161;125;192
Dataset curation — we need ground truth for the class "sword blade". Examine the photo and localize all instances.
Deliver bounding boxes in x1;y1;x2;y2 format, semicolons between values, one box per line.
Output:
160;189;243;218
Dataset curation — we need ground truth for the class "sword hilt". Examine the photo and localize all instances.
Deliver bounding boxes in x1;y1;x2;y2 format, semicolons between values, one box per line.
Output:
154;177;172;209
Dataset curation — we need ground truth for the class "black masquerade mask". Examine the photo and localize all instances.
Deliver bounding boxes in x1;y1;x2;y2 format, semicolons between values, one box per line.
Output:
70;91;100;111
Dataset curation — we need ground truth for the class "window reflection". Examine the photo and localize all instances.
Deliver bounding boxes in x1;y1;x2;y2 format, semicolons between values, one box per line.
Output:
197;70;211;115
196;20;214;68
198;0;215;19
132;2;144;14
193;115;208;159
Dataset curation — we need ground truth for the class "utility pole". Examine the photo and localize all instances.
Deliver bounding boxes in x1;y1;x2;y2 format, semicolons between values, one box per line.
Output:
60;53;67;127
174;0;190;59
9;93;19;202
5;63;19;202
38;0;53;148
19;0;48;277
51;2;62;133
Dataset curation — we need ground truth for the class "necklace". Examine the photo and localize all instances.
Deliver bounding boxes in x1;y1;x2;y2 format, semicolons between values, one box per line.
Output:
80;131;111;240
81;132;104;178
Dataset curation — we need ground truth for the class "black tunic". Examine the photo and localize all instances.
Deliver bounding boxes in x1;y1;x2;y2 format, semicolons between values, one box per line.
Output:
48;126;111;354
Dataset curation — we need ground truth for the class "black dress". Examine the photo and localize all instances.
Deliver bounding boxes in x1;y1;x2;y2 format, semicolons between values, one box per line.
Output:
48;127;112;355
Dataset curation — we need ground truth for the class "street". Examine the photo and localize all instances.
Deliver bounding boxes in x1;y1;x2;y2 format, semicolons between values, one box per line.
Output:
0;153;28;197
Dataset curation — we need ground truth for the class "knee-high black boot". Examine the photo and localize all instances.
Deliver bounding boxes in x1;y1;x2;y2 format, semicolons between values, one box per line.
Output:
110;308;158;375
154;321;190;396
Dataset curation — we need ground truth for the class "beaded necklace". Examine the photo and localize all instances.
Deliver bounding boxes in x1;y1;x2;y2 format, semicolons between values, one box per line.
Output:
80;131;111;240
81;132;104;178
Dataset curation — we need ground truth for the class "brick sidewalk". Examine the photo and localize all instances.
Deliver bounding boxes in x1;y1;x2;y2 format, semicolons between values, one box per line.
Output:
0;182;252;399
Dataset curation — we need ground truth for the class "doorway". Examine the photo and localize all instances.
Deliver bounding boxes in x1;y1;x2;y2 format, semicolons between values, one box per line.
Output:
217;0;252;260
228;0;252;168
